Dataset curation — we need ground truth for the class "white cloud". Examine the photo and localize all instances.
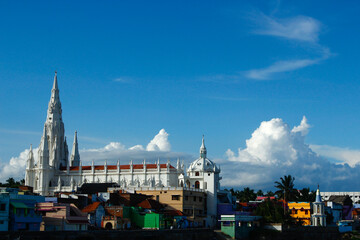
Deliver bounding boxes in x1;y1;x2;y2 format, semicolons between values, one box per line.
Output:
246;58;320;80
310;145;360;167
0;147;38;183
2;129;188;182
253;14;321;43
245;12;330;80
223;117;360;191
146;129;171;152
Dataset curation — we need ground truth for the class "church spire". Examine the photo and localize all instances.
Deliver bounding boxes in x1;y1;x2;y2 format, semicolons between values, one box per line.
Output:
53;71;58;90
46;71;62;122
315;185;322;202
200;135;207;159
70;131;80;167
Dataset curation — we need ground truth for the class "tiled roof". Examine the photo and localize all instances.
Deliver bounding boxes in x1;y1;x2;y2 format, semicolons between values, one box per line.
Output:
60;164;175;171
138;199;164;210
82;202;101;213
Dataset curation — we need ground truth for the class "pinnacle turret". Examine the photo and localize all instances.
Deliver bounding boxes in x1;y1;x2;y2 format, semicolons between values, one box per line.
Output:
70;131;80;167
27;144;35;169
38;126;49;167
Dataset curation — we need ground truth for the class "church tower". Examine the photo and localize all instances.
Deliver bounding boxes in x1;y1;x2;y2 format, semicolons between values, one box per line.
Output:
186;136;221;227
26;72;70;195
312;185;326;226
44;71;68;169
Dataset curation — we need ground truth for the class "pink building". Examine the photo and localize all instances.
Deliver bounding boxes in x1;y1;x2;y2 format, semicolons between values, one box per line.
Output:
36;202;88;231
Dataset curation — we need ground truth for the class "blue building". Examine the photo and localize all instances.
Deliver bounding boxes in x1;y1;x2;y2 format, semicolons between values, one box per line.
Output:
0;193;10;231
0;187;45;231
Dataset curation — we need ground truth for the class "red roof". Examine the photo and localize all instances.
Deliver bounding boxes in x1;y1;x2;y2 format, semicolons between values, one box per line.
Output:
60;164;175;171
82;202;101;213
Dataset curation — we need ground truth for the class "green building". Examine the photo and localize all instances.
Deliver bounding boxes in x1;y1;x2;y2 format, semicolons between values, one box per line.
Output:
220;214;262;239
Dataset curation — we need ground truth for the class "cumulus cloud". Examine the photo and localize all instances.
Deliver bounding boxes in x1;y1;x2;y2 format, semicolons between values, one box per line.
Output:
310;145;360;167
0;147;38;183
146;129;171;151
1;129;188;182
223;117;360;191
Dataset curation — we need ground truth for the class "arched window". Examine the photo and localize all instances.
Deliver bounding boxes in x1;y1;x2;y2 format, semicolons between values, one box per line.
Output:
180;181;184;187
195;172;200;176
195;181;200;189
186;180;190;188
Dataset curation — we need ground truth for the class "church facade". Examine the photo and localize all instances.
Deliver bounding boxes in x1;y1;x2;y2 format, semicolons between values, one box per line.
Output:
24;73;221;227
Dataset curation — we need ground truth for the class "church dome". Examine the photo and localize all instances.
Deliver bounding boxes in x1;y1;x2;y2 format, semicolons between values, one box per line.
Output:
187;136;220;173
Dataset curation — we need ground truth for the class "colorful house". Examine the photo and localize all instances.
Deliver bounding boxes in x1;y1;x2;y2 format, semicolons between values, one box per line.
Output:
82;202;105;228
288;202;311;225
219;213;262;239
36;202;88;231
1;188;45;231
0;194;10;231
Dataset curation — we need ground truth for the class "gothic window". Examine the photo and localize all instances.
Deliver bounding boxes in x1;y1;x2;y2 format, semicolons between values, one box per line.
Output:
195;181;200;189
195;172;199;176
180;181;184;187
317;206;320;213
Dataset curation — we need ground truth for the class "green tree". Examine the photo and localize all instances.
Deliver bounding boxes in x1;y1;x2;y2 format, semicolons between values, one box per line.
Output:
265;191;275;197
238;187;257;202
256;190;264;196
274;175;297;201
255;199;292;223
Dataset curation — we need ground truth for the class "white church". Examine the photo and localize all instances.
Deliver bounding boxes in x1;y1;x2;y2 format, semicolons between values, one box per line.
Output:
25;73;222;225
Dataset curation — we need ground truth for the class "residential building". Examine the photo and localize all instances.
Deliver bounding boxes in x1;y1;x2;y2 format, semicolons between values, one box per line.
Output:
321;192;360;204
122;187;207;227
81;202;105;228
219;213;262;239
36;202;88;231
326;201;343;224
288;202;311;225
328;195;353;220
0;194;9;231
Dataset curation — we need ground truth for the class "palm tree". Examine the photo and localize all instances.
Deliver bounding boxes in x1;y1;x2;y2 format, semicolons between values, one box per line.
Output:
297;188;315;202
274;175;297;201
239;187;257;202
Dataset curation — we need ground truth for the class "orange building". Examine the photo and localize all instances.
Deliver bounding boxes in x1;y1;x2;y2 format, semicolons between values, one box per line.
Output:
288;202;311;225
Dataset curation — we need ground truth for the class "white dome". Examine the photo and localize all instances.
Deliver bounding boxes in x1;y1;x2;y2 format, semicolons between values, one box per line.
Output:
188;157;218;172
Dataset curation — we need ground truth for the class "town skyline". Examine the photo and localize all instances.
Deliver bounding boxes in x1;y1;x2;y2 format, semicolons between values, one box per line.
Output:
1;1;360;191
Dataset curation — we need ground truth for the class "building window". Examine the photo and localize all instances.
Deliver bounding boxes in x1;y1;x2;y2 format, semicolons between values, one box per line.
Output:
0;220;3;224
172;195;180;201
0;204;5;211
199;197;202;202
156;195;159;201
195;172;199;176
193;196;196;201
195;181;200;189
208;173;210;176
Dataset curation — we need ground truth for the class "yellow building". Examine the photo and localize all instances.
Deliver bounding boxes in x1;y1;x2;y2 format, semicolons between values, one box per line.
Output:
288;202;311;225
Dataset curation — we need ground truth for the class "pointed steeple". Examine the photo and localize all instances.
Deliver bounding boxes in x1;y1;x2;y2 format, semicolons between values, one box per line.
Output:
200;135;207;159
315;185;322;202
70;131;80;167
47;71;62;122
38;126;49;167
177;158;180;170
53;71;58;90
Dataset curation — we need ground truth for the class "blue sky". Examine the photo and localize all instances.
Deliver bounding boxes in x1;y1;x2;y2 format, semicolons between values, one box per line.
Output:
1;1;360;191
